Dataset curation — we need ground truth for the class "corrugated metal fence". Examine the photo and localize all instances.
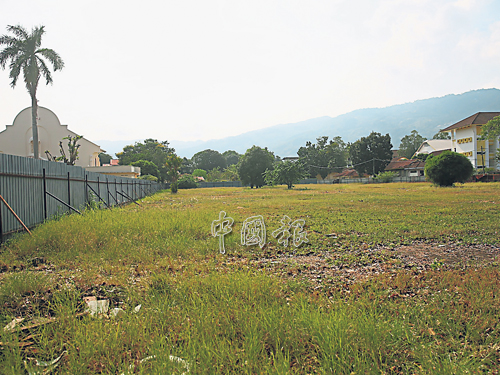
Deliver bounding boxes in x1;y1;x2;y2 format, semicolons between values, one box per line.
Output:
0;154;167;241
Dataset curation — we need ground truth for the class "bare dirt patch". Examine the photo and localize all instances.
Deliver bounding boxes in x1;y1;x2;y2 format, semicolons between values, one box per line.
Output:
233;243;500;290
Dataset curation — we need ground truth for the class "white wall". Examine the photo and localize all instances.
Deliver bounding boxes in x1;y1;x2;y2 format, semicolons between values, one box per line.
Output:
0;107;102;167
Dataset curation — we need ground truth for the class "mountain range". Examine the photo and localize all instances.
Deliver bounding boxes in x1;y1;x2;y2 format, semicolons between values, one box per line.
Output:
97;88;500;158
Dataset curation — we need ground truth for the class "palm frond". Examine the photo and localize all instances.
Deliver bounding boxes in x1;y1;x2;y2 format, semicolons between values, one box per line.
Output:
36;48;64;71
0;46;20;68
37;56;53;85
1;24;62;93
8;55;27;87
6;25;28;40
31;26;46;49
0;35;20;46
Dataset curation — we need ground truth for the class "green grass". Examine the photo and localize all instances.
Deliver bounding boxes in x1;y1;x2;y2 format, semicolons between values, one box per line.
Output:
0;183;499;374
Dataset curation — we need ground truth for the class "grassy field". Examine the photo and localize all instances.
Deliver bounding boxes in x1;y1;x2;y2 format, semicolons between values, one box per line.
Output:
0;182;499;374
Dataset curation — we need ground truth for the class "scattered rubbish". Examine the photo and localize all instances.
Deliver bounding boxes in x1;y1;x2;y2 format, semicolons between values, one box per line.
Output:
110;308;126;318
3;317;25;332
24;350;67;375
84;297;109;316
133;304;142;313
119;355;190;374
169;355;190;373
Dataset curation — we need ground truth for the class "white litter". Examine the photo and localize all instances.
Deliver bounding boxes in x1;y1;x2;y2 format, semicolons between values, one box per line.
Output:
3;317;25;332
84;297;109;316
24;350;67;375
119;354;190;374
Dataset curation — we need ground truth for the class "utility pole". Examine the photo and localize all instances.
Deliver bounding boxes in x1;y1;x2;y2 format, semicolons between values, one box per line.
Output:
482;146;485;174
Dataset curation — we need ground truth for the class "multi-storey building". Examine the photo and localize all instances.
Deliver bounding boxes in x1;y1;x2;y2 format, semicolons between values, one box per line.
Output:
441;112;500;170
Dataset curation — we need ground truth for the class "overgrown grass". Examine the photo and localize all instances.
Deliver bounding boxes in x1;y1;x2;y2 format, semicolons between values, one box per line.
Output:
0;183;499;373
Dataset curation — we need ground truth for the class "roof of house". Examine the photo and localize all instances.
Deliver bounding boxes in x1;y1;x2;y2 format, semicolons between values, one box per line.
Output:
414;139;452;155
441;112;500;132
385;158;425;171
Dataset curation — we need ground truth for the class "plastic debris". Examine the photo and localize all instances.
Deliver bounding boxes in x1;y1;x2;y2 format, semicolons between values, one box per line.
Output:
83;297;109;316
119;355;190;374
3;317;25;332
169;355;190;373
24;350;67;375
110;308;126;318
133;304;142;313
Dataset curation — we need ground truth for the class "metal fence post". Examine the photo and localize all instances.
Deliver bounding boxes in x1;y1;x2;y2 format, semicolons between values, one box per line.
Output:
43;168;47;220
67;172;71;214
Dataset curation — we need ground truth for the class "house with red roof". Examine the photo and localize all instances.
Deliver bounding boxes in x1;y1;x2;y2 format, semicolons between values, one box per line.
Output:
384;158;425;178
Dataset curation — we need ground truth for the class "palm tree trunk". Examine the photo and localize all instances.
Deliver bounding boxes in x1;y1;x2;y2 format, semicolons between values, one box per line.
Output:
31;95;39;159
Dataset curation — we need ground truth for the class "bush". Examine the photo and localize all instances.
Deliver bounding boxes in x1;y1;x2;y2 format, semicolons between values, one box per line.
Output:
424;151;473;186
192;169;208;180
138;174;158;181
373;171;397;183
177;175;198;189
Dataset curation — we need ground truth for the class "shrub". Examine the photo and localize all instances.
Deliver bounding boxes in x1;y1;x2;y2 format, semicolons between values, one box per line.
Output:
192;169;208;180
373;171;397;183
424;151;473;186
177;175;198;189
138;174;158;181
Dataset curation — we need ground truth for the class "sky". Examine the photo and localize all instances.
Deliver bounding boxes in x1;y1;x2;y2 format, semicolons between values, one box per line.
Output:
1;0;500;147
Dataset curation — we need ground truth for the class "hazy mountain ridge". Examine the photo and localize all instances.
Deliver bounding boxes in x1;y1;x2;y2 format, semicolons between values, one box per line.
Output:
98;89;500;158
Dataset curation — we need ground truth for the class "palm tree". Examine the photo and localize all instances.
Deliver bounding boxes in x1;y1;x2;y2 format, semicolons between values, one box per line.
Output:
0;25;64;159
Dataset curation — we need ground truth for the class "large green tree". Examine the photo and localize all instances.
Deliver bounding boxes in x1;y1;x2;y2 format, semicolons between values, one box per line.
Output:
399;130;426;159
433;131;451;140
425;151;473;186
0;25;64;159
297;136;347;179
237;146;275;188
191;149;227;171
349;132;393;176
264;160;307;189
116;139;174;182
479;115;500;141
98;152;113;165
131;160;160;178
223;150;241;166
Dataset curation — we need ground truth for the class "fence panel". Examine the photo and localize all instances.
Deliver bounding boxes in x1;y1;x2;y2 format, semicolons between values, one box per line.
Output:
0;154;166;240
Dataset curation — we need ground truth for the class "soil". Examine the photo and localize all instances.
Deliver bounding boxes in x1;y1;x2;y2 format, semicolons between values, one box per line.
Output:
237;242;500;289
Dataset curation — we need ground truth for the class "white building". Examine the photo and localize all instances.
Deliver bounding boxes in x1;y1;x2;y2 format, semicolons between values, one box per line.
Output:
440;112;500;170
0;107;104;167
414;139;452;156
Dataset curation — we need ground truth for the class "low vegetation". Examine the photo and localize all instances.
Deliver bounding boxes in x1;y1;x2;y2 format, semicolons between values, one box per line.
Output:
1;183;499;373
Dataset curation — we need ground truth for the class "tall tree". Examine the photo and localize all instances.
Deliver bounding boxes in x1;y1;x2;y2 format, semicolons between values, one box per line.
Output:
98;152;113;165
432;131;451;140
165;154;183;193
0;25;64;159
399;130;426;159
264;160;307;189
192;149;227;171
116;139;174;182
479;115;500;140
223;150;241;166
349;132;393;176
237;146;275;188
297;136;347;179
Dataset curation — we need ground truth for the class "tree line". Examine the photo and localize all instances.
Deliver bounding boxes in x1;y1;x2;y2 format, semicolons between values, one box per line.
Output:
105;129;440;190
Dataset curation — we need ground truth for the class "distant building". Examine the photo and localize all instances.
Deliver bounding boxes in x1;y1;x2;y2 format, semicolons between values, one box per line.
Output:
384;158;425;178
85;165;141;179
440;112;500;169
0;107;104;167
414;139;452;157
